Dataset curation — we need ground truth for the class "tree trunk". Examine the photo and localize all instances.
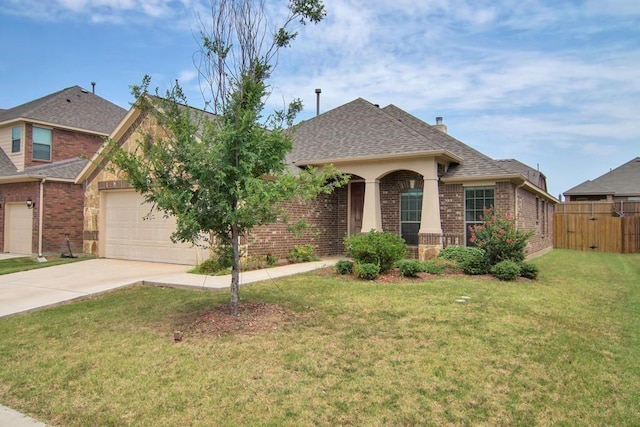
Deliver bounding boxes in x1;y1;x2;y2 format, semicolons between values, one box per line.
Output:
230;226;240;316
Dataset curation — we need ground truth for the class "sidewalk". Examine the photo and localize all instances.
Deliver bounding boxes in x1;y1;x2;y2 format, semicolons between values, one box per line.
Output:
0;257;340;427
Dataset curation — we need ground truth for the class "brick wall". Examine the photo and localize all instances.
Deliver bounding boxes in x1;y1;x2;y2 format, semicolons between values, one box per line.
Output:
516;186;554;255
24;123;104;167
42;182;85;254
439;182;464;245
247;187;347;259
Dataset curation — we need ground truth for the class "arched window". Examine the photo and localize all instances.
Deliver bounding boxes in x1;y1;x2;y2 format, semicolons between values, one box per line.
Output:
400;189;422;245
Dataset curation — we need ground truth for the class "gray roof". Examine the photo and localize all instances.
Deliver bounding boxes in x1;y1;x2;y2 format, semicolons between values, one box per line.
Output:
290;98;539;184
2;157;88;181
495;159;547;191
564;157;640;196
0;86;127;134
0;149;17;175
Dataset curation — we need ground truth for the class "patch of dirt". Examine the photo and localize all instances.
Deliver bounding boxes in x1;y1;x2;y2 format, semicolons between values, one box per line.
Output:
177;302;300;339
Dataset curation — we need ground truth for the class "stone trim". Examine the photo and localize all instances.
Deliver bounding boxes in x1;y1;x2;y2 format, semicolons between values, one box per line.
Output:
83;230;99;240
98;180;132;191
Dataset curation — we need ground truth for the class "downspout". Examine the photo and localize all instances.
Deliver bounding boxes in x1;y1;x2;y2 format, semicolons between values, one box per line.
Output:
37;178;47;262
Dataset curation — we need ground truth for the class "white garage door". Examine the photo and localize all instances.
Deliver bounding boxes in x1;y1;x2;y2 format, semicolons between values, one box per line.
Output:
4;203;33;255
103;191;208;265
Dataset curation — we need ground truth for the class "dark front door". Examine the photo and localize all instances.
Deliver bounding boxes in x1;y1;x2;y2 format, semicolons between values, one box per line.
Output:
350;182;365;235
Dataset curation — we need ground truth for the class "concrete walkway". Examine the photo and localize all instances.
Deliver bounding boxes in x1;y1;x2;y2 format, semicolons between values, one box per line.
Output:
0;257;339;426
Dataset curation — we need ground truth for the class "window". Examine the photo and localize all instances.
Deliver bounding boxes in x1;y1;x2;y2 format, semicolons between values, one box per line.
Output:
400;189;422;246
32;126;52;161
11;126;21;153
465;186;494;245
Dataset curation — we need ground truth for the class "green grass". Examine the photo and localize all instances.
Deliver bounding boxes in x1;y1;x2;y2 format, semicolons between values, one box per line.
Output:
0;249;639;425
0;256;87;275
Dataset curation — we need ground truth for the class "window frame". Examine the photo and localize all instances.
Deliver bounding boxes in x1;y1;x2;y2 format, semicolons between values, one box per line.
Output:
32;126;52;161
400;188;423;246
11;125;22;153
465;186;495;246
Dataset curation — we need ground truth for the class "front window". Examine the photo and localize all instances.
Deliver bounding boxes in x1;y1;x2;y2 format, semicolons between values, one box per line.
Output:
400;189;422;246
11;126;21;153
32;126;52;161
465;186;494;245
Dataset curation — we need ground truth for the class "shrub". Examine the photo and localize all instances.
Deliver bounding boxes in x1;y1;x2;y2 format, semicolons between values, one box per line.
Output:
344;231;407;273
353;262;380;280
396;259;423;277
265;253;278;266
288;244;316;263
438;245;486;267
213;241;234;269
422;259;445;275
241;255;268;271
195;258;228;275
490;260;521;281
460;249;491;275
519;262;539;280
469;208;534;265
336;260;354;275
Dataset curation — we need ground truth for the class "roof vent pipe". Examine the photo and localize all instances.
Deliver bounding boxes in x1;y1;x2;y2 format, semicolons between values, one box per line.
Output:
434;116;448;134
315;88;321;116
91;82;96;94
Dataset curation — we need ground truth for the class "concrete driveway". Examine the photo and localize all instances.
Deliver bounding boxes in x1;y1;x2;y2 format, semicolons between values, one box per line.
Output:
0;259;190;318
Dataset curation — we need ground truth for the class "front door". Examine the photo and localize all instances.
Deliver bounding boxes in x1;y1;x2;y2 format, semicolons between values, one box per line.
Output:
349;182;365;235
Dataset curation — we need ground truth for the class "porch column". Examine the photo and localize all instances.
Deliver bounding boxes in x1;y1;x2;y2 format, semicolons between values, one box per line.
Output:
361;179;382;232
418;160;443;260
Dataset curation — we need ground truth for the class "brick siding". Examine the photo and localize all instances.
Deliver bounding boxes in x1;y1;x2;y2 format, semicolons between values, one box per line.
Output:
24;123;104;167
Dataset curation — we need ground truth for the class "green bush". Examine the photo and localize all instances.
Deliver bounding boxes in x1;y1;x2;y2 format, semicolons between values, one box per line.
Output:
336;260;354;275
490;260;521;281
469;208;534;265
213;241;234;269
265;253;278;266
461;249;491;275
353;262;380;280
396;259;424;277
421;259;445;275
438;246;486;266
519;262;539;280
195;258;228;275
288;244;316;263
344;231;407;273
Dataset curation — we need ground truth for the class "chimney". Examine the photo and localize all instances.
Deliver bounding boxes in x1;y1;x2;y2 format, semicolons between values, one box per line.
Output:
91;82;96;94
315;88;321;116
434;116;447;134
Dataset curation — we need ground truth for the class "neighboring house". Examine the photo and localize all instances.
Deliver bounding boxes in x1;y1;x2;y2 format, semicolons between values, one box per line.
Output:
0;86;126;256
563;157;640;202
78;97;557;265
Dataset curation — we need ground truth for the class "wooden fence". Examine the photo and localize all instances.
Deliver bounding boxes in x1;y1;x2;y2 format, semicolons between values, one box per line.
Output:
554;202;640;253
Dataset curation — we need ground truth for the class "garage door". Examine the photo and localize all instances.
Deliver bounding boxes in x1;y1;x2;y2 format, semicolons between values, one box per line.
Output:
4;203;33;255
103;191;208;265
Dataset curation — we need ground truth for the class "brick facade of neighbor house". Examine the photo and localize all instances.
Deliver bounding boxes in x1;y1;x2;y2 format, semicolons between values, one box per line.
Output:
41;182;85;254
0;181;84;254
23;124;104;168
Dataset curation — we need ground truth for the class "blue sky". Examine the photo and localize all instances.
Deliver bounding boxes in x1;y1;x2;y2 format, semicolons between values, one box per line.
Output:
1;0;638;198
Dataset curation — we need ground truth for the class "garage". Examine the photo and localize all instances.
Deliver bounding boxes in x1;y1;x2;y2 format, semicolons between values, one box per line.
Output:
4;203;33;255
103;191;208;265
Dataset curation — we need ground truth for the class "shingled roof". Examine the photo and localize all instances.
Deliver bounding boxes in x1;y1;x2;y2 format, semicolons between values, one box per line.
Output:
0;86;127;135
564;157;640;197
290;98;542;186
0;157;88;182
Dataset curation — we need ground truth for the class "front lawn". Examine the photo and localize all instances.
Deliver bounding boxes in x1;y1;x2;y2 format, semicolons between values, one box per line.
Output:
0;250;638;425
0;256;87;275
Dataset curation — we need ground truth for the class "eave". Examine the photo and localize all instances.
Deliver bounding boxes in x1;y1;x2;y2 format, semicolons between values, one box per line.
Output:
294;150;464;167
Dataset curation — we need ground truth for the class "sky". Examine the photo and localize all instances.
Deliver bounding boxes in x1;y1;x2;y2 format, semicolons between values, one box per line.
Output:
0;0;638;198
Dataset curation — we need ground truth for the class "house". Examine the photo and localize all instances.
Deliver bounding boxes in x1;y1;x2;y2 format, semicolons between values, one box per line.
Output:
563;157;640;202
0;86;127;256
78;97;557;264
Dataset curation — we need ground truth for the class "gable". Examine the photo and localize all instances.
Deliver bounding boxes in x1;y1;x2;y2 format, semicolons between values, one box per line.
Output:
564;157;640;196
